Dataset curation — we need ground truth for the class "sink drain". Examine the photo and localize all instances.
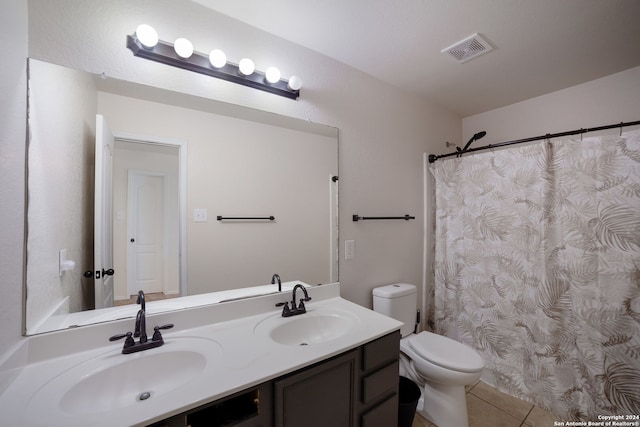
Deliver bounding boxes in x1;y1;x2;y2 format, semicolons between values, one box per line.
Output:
138;391;152;401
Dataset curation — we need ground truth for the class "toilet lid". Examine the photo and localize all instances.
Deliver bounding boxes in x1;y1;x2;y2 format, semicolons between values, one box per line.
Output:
408;331;484;373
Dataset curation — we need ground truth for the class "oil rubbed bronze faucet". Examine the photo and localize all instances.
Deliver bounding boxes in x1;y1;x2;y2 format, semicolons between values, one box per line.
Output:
109;290;174;354
277;284;312;317
134;290;146;339
271;273;282;292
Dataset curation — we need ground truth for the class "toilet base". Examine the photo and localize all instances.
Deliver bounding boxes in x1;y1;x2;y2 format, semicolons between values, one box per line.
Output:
416;381;469;427
399;348;476;427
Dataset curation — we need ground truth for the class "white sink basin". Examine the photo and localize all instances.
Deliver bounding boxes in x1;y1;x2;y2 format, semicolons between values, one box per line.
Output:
26;336;222;417
254;308;359;346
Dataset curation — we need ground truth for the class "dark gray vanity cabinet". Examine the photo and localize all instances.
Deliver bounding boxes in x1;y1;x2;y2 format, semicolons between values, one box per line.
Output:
150;331;400;427
274;349;358;427
359;331;401;427
273;330;400;427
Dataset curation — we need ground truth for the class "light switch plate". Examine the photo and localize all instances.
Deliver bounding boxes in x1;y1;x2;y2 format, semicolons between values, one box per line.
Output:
345;240;355;260
194;208;208;222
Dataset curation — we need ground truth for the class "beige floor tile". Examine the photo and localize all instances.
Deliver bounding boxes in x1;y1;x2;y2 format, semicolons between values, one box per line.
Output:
523;405;557;427
466;394;522;427
469;381;533;421
410;382;551;427
466;379;481;392
412;413;437;427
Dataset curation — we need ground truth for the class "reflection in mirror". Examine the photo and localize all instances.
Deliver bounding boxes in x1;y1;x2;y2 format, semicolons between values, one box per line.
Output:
25;59;339;335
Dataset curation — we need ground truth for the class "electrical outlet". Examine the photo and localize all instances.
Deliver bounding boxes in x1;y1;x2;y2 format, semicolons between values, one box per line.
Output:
345;240;355;260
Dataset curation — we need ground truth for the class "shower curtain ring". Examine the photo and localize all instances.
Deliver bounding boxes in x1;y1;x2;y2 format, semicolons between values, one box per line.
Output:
620;122;623;136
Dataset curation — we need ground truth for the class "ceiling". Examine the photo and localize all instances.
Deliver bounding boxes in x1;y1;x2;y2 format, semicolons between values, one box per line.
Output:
192;0;640;117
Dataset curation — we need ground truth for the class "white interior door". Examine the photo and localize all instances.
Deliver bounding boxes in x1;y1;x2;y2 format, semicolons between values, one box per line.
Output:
94;115;115;309
127;172;165;295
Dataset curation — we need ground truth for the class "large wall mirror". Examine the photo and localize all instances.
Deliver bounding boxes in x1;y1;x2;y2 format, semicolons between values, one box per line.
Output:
25;59;339;335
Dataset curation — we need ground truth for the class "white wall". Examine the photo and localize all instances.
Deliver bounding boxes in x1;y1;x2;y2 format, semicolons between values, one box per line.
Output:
0;0;28;353
26;0;462;312
463;66;640;144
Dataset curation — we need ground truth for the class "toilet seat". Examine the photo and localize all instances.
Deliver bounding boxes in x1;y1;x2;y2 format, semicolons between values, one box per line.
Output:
407;332;484;373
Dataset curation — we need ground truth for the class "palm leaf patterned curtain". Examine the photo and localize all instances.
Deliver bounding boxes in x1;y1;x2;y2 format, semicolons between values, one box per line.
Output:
430;129;640;419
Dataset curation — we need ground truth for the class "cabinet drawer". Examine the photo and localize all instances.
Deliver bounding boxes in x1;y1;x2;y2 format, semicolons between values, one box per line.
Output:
361;361;399;404
362;331;400;372
360;394;398;427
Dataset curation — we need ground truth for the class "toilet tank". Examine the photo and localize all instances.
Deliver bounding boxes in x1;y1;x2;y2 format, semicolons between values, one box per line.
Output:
372;283;417;337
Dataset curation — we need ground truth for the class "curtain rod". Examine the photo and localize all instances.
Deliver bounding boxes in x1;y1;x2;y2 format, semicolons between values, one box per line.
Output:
428;120;640;163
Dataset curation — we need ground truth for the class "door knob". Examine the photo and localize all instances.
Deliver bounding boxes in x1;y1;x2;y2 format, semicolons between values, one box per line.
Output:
130;238;135;242
83;270;93;278
102;268;115;276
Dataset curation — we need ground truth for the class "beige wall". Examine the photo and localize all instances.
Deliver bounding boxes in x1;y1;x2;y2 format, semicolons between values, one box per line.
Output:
463;66;640;144
100;92;337;296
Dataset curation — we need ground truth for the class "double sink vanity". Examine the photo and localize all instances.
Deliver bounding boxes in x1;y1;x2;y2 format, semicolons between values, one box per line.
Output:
0;283;402;426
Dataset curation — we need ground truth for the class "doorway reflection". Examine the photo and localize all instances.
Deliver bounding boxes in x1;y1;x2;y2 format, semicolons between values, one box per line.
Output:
113;140;181;303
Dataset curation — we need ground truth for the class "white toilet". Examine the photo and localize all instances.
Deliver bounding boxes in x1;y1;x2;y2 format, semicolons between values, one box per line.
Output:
373;283;484;427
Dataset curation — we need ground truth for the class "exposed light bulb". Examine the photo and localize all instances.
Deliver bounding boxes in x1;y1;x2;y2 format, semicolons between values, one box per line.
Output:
174;38;193;58
265;67;281;84
209;49;227;68
238;58;255;76
136;24;158;49
287;75;303;91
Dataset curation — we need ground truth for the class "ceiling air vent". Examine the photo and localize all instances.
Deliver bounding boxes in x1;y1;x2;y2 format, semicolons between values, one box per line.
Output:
441;33;494;63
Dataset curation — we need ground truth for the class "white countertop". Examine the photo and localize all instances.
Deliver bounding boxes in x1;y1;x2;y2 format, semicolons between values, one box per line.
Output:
0;283;402;426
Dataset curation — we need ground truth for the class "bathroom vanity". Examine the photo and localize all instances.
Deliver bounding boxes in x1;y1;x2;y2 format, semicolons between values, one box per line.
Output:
0;283;402;426
154;331;399;427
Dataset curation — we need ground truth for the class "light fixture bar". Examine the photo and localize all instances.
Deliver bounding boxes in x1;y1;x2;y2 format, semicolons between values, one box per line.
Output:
126;35;300;100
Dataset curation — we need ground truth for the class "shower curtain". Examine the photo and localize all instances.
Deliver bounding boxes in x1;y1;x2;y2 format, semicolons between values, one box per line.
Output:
430;129;640;419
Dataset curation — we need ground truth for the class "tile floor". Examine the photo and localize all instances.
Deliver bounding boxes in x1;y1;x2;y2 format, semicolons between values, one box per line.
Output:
411;380;557;427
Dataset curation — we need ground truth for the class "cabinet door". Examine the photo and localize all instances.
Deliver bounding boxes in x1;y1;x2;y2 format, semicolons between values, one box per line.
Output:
274;350;357;427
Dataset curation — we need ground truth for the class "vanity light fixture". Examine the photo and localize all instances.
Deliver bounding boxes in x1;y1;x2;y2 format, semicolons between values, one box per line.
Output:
287;75;303;91
265;66;281;84
174;38;194;59
238;58;255;76
126;25;301;99
209;49;226;68
135;24;158;49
